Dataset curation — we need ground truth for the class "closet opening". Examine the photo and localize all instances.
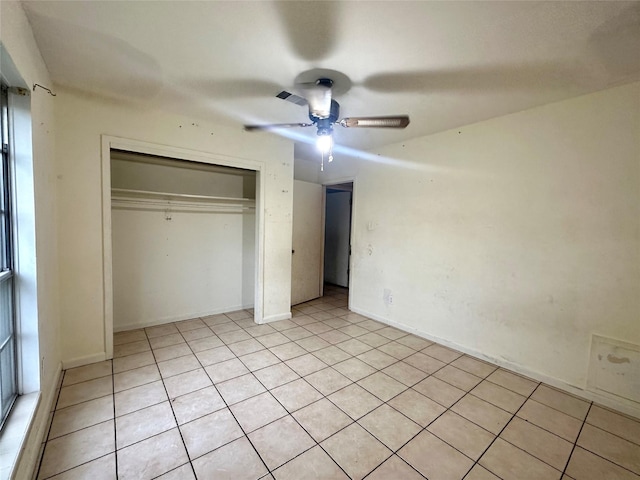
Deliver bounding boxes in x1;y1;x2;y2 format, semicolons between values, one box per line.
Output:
109;149;258;333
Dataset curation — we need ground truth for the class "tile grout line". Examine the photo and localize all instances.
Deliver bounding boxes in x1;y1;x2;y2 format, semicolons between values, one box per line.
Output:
329;333;482;478
509;395;594;433
469;391;636;477
35;368;116;479
250;331;355;478
361;345;600;461
160;320;230;478
111;357;118;479
578;418;640;448
33;369;66;480
560;401;592;479
366;349;483;478
229;351;351;478
569;448;640;478
165;325;201;480
459;378;542;480
465;392;582;445
480;385;602;478
230;302;385;477
112;329;225;472
305;340;460;478
38;454;115;480
560;404;640;478
179;319;274;478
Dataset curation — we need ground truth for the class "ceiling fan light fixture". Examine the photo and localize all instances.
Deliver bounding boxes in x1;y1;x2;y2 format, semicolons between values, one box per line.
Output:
316;133;333;153
244;76;409;168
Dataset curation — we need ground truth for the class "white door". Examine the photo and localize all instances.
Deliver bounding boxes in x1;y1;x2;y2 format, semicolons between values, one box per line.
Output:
291;180;323;305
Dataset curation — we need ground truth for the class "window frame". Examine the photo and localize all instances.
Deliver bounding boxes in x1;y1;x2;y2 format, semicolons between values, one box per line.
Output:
0;81;18;429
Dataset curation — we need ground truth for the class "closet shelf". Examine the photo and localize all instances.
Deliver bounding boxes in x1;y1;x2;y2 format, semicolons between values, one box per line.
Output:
112;188;254;203
111;188;255;213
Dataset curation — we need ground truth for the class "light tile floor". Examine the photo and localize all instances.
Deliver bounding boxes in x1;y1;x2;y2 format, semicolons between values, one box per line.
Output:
36;285;640;479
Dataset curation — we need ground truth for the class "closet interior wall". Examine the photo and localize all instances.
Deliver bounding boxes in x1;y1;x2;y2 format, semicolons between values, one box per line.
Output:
110;151;256;331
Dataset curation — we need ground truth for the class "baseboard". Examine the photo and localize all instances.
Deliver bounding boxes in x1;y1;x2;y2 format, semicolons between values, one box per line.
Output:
114;304;254;332
350;306;640;420
62;352;107;370
10;362;62;480
260;312;292;324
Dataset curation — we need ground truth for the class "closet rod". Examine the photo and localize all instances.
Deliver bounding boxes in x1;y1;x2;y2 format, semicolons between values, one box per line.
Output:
111;188;255;204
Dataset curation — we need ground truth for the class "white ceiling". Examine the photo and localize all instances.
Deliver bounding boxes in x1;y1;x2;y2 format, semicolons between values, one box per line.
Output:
21;1;640;160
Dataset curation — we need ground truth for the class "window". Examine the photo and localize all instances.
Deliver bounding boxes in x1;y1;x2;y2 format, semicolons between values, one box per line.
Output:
0;82;17;428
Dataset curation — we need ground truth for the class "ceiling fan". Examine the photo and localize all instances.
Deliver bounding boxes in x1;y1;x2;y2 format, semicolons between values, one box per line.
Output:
244;78;409;166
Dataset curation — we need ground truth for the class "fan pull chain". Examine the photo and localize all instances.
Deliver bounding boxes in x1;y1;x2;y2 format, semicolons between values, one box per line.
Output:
328;144;334;163
321;151;324;172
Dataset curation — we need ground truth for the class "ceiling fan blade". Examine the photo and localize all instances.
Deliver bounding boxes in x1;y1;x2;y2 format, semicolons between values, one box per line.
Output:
244;122;313;132
299;79;333;118
276;90;307;106
362;64;582;93
274;1;340;62
339;116;410;128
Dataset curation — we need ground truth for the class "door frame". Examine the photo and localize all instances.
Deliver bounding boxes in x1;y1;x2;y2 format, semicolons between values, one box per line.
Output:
322;177;356;310
101;135;266;359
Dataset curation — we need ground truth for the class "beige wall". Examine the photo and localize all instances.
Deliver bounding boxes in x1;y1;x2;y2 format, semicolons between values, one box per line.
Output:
111;208;255;330
1;1;61;477
321;82;640;415
55;88;294;366
110;155;248;198
1;0;60;391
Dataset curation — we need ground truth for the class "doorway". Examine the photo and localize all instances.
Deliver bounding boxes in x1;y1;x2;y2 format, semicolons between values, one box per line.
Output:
323;182;353;290
290;180;354;308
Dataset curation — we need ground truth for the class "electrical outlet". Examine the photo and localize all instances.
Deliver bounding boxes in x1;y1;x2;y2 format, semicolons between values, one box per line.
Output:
388;294;394;305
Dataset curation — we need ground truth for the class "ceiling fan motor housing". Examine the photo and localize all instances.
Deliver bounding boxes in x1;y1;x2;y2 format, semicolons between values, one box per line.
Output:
311;99;340;137
244;74;409;135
